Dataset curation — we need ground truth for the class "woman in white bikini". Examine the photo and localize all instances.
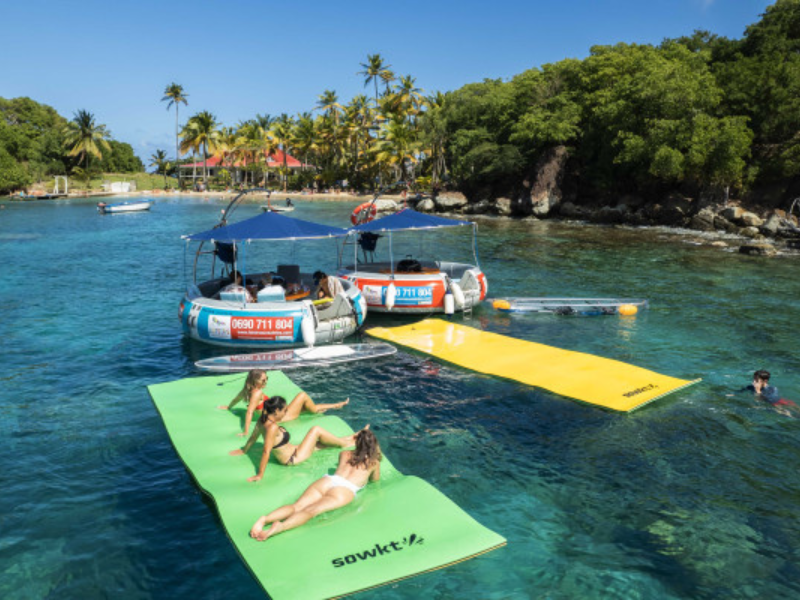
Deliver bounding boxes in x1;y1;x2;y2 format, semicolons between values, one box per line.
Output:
250;428;382;541
230;395;368;483
219;369;349;437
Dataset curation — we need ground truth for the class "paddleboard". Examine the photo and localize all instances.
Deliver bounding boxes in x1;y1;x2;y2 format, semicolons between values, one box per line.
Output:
491;297;649;316
195;342;397;372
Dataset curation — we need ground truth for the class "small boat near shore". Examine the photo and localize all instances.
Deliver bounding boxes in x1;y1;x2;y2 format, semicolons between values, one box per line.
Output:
261;204;295;213
491;297;648;316
97;200;152;214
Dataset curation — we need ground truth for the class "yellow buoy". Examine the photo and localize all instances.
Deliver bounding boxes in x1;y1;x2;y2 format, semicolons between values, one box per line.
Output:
618;304;638;316
493;299;511;311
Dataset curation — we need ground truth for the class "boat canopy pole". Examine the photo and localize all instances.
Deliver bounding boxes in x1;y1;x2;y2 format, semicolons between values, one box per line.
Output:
389;231;394;279
353;235;358;276
472;223;480;268
220;187;268;224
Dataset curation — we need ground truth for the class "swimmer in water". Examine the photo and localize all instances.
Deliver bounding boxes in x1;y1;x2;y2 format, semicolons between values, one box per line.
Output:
743;370;799;417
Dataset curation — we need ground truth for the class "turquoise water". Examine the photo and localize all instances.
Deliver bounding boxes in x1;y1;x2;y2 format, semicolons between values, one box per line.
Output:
1;197;799;599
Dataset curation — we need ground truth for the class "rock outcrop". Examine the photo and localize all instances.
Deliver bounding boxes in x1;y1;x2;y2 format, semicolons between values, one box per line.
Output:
514;146;569;217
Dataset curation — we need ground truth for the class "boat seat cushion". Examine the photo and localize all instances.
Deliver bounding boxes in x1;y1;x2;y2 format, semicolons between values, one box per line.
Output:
257;285;286;303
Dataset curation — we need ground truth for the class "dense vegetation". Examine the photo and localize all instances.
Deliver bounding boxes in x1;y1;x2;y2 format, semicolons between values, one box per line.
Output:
164;1;800;206
429;0;800;204
0;98;142;194
4;0;800;207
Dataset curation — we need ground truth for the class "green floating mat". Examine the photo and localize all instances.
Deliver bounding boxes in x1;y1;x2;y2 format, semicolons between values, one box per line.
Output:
147;372;505;600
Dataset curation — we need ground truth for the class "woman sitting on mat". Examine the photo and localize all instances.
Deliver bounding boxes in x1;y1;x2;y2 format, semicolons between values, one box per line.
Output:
218;369;349;437
230;395;368;483
250;428;382;540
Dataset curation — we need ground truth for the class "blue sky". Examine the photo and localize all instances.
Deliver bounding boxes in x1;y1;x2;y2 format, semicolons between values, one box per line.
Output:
1;0;772;164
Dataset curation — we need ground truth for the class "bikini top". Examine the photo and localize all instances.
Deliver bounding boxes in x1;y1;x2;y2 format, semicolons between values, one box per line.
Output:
273;426;290;449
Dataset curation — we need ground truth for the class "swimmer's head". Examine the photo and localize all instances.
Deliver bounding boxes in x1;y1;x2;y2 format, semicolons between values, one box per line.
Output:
754;370;770;383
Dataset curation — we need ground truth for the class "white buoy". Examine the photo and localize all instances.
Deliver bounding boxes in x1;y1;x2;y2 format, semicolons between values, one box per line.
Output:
450;281;465;309
444;291;455;315
385;282;397;311
301;310;316;347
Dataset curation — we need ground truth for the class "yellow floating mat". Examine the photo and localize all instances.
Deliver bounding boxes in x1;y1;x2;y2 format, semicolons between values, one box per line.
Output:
368;319;700;412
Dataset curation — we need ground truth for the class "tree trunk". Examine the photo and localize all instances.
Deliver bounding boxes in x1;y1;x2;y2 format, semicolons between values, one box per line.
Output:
175;106;180;188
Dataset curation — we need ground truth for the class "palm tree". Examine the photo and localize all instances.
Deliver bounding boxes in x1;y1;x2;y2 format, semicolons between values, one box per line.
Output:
358;54;392;106
63;110;111;174
316;91;344;173
161;83;188;182
379;68;396;96
235;121;262;186
316;90;343;124
392;75;425;122
271;114;293;192
374;117;421;183
292;112;318;175
149;149;170;188
181;111;220;187
419;92;449;187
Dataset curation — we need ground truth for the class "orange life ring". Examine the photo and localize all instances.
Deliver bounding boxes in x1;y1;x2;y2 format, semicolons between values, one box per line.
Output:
351;202;378;225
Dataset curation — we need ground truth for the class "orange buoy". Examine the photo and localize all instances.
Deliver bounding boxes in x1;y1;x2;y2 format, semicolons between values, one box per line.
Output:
618;304;638;316
493;299;512;311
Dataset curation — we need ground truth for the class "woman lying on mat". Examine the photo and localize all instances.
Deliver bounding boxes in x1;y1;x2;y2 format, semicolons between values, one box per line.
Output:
230;395;368;483
218;369;349;437
250;428;381;541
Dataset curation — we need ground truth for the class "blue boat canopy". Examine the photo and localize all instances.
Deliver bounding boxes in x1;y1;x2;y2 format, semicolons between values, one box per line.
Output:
348;208;473;233
183;210;349;242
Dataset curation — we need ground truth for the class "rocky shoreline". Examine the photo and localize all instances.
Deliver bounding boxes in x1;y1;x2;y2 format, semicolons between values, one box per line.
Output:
411;192;800;257
406;145;800;257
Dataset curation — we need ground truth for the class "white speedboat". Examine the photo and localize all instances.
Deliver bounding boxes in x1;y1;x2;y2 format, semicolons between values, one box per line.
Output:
97;200;152;214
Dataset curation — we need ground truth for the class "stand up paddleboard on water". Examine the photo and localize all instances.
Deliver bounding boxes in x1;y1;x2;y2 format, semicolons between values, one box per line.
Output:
195;342;397;372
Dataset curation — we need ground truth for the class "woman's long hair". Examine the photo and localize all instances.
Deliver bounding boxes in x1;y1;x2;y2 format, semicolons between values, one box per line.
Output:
258;396;286;424
244;369;267;394
348;429;381;468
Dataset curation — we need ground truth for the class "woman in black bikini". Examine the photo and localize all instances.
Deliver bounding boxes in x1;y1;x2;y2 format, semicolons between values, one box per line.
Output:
230;396;367;483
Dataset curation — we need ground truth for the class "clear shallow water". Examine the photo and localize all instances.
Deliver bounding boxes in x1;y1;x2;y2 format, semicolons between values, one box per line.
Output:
1;197;799;599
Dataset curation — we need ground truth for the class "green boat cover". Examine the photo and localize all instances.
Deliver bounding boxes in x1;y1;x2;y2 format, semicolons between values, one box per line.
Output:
147;372;506;600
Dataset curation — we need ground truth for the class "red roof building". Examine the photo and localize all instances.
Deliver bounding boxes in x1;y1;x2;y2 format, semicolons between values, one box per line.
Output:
178;150;313;183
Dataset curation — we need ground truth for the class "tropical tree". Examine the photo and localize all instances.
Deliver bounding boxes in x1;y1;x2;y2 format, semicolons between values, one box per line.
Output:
63;109;111;172
358;54;392;106
271;114;293;191
180;111;220;186
256;123;279;188
374;117;422;183
391;75;425;122
418;91;450;187
292;112;319;174
149;149;170;188
161;83;188;182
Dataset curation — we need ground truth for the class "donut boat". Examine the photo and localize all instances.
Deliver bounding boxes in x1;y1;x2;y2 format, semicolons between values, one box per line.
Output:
179;190;366;348
338;208;488;314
